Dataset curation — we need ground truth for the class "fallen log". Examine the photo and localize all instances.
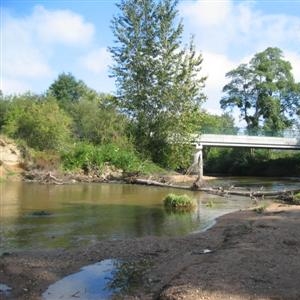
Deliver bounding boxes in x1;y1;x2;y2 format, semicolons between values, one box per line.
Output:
126;178;191;190
126;177;300;199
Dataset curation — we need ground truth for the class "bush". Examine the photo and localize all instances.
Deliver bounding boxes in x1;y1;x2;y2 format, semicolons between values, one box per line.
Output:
61;142;161;174
3;95;72;151
292;193;300;205
163;193;196;211
70;95;130;147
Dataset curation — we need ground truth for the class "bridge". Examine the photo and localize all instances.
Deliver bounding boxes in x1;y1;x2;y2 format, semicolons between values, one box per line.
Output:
191;129;300;182
196;134;300;150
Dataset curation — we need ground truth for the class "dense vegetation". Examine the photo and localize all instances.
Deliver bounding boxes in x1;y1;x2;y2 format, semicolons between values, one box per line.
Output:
0;77;234;175
0;85;163;175
204;148;300;176
1;83;299;177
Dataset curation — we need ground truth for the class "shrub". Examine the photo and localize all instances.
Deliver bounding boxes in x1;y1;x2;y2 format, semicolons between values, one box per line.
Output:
3;95;72;151
61;142;161;174
163;193;195;211
291;193;300;205
253;204;267;214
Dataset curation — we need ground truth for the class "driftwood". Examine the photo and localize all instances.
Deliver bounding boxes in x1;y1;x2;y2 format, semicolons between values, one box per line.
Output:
126;177;300;199
42;172;64;185
125;178;191;190
24;171;64;185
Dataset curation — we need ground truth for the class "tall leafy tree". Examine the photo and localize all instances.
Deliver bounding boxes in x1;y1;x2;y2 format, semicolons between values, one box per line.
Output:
47;73;95;109
110;0;206;168
221;47;300;134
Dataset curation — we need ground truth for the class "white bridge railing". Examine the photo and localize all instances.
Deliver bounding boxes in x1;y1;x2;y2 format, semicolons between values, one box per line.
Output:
194;134;300;150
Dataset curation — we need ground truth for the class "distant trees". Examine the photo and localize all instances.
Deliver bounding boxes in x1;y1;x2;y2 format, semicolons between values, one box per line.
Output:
199;112;236;134
221;47;300;133
110;0;206;168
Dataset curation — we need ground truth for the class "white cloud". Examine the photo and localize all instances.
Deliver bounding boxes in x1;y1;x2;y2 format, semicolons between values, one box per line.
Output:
180;0;300;121
201;51;237;115
32;6;95;46
180;0;300;56
285;51;300;82
3;13;52;79
1;78;31;95
2;6;96;95
80;48;112;74
180;0;232;27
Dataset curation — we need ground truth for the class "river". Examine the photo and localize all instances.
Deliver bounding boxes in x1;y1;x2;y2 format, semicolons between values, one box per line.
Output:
0;178;298;254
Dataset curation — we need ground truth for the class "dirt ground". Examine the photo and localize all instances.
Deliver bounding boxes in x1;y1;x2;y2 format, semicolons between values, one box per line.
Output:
1;202;300;300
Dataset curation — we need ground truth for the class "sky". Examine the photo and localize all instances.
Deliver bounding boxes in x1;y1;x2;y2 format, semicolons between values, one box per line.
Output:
1;0;300;121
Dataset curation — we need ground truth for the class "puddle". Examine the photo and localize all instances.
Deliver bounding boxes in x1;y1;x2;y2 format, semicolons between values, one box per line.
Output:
0;283;12;295
43;259;119;300
43;258;150;300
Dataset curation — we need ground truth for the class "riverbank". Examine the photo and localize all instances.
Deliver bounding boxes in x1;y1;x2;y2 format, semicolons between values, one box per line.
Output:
1;202;300;300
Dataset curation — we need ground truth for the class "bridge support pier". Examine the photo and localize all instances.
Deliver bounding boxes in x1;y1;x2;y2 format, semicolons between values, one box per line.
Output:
195;144;203;183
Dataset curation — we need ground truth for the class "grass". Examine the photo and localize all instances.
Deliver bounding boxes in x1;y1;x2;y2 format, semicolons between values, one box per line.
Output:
253;203;267;214
206;200;215;208
291;193;300;205
163;193;196;211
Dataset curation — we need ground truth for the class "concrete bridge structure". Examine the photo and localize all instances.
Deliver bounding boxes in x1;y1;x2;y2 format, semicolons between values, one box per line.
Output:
192;131;300;182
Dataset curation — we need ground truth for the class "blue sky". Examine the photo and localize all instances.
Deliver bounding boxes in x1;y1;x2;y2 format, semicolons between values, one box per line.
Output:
2;0;300;120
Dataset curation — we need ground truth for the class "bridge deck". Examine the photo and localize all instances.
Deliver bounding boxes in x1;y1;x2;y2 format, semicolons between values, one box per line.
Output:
195;134;300;150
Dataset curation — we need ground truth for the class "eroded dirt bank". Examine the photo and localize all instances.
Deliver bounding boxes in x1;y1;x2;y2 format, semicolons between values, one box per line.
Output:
1;202;300;300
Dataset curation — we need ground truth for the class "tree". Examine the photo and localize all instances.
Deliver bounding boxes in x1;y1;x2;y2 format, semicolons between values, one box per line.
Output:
221;47;300;134
110;0;206;168
71;93;130;146
199;112;237;134
47;73;94;109
0;93;12;132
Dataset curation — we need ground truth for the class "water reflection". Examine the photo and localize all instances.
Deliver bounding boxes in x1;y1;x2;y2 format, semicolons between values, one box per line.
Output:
0;283;12;296
43;258;152;300
1;179;292;253
43;259;119;300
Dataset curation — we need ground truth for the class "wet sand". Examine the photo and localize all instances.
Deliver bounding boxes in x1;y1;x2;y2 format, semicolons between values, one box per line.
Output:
1;202;300;299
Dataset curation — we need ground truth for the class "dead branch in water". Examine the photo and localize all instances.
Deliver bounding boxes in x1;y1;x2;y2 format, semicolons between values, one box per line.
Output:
125;178;191;190
126;177;300;199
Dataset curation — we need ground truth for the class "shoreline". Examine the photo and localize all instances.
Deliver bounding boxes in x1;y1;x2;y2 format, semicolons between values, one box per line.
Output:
1;201;300;299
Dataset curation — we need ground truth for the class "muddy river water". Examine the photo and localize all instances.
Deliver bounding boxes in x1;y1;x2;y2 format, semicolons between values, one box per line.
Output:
1;177;299;255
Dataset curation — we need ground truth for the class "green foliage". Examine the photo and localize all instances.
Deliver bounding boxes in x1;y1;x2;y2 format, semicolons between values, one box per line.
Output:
205;148;300;177
253;204;267;214
31;150;62;170
200;112;237;134
70;94;130;146
110;0;206;168
62;142;161;174
291;193;300;205
0;94;12;131
47;73;94;109
221;47;300;132
163;193;195;211
2;94;72;151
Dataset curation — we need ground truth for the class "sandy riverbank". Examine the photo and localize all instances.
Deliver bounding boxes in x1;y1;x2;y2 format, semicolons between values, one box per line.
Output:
1;202;300;300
